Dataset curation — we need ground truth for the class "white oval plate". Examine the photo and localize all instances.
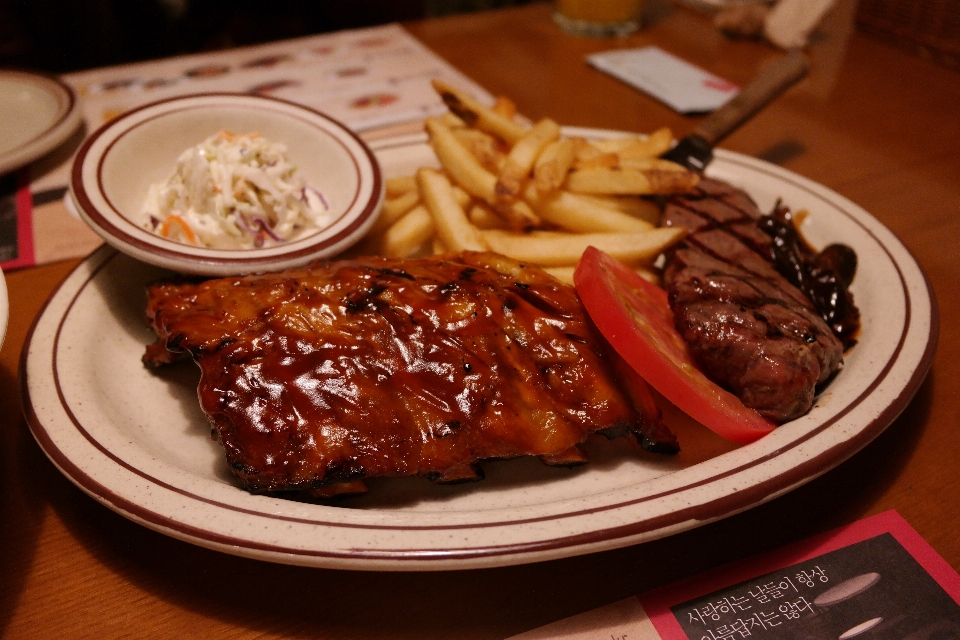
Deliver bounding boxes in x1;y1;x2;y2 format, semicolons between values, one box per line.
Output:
0;70;82;176
21;130;938;571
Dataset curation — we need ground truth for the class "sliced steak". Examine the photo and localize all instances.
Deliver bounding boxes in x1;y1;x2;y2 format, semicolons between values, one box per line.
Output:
663;178;845;423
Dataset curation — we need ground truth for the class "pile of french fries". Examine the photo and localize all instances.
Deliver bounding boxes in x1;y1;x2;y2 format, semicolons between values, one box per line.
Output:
359;80;699;284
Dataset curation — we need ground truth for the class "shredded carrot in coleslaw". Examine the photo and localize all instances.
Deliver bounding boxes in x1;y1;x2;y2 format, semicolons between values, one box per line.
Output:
159;214;199;245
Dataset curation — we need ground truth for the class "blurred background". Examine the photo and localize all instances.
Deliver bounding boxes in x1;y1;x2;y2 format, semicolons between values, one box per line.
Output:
0;0;956;74
0;0;538;73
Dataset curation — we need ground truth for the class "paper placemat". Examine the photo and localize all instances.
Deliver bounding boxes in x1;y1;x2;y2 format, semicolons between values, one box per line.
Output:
2;23;492;271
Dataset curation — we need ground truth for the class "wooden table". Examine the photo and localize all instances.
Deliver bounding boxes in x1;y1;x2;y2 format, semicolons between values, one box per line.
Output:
2;2;958;637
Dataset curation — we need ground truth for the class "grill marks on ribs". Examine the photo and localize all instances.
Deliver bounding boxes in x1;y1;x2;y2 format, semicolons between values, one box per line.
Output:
663;179;844;423
144;252;677;496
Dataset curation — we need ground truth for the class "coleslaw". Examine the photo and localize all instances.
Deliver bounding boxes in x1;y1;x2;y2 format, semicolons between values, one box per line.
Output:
142;131;331;249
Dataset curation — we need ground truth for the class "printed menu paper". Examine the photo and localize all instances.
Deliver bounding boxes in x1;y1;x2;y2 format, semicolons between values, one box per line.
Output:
2;23;492;271
509;511;960;639
62;23;488;137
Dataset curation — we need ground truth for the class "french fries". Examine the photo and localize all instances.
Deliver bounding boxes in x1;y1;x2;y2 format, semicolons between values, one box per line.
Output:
480;228;685;267
385;175;417;199
522;183;654;234
615;126;674;160
491;95;517;119
566;166;700;195
573;194;662;225
380;205;433;258
453;128;505;173
495;118;561;199
534;137;576;192
424;116;498;204
431;79;527;145
500;198;541;230
361;83;701;281
572;139;620;170
467;202;504;229
371;188;420;234
416;168;487;253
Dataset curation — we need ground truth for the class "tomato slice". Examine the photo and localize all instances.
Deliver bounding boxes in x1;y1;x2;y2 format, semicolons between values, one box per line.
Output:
574;246;776;444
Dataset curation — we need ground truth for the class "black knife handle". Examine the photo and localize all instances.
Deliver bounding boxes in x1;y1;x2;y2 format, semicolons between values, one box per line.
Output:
694;49;809;147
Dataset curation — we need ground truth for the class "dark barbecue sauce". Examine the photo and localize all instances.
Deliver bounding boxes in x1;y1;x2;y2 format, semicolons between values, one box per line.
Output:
758;204;860;349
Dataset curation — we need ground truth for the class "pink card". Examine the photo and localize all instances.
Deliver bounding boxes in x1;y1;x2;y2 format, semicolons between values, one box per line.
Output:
0;168;36;271
641;511;960;639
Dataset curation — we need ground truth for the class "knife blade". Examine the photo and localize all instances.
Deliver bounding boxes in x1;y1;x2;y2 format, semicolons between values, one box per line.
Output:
661;49;809;172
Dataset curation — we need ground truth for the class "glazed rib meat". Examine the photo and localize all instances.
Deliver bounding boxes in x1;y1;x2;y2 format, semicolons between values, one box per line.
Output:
662;178;846;423
144;251;677;496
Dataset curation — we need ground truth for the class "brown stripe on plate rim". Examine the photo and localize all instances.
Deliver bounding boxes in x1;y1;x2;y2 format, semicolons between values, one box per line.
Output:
22;153;938;562
2;70;78;152
38;156;927;527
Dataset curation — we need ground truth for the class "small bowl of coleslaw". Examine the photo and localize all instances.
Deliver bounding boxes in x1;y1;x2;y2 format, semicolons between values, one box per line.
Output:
69;93;383;276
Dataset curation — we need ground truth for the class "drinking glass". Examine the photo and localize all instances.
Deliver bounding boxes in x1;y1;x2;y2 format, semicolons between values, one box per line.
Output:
553;0;644;37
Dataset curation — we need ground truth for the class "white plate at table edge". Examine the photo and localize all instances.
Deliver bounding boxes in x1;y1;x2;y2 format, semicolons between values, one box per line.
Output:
20;129;938;571
0;69;82;176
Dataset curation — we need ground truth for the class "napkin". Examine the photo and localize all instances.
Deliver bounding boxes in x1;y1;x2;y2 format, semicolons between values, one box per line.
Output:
764;0;839;49
586;46;740;114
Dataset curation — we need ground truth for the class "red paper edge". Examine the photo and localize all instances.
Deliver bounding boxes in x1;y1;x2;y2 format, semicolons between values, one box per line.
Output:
1;168;36;271
639;511;960;639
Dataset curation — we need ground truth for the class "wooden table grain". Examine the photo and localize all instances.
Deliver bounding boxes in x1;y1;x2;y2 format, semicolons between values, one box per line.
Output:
2;2;957;638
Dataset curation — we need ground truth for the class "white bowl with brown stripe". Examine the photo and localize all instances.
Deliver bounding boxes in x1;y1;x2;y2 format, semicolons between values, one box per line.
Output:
69;93;383;276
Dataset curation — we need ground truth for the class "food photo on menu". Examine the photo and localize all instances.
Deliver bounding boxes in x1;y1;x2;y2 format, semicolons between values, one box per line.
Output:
1;0;953;637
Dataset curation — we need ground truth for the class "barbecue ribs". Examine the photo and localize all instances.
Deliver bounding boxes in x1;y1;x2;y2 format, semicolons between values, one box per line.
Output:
144;251;677;496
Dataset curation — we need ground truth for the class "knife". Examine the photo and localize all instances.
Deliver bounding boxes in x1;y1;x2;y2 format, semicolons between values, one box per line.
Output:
661;49;809;172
